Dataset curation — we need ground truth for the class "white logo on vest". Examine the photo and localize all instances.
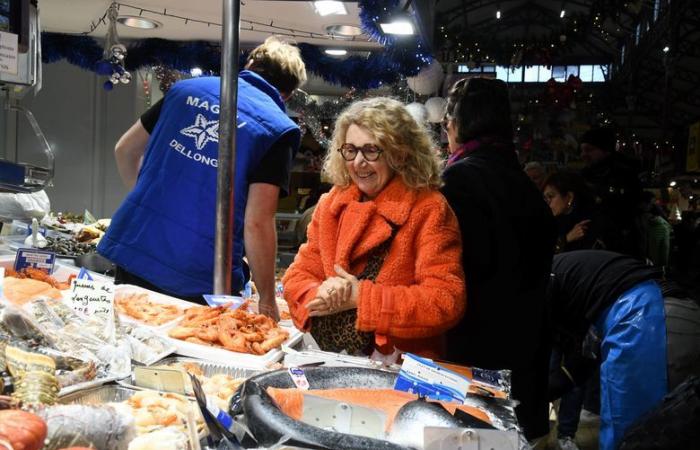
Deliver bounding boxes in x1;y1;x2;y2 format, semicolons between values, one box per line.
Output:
180;113;219;150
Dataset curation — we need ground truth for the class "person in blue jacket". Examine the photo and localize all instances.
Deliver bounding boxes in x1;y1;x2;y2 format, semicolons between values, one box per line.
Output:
548;250;700;450
99;37;307;320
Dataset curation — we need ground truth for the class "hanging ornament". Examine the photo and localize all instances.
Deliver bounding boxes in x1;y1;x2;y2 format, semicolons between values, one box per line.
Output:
424;97;447;123
406;61;445;96
96;3;131;91
405;102;428;125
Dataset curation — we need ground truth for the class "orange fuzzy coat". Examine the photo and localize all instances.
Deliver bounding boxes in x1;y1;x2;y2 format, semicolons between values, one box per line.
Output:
282;177;466;358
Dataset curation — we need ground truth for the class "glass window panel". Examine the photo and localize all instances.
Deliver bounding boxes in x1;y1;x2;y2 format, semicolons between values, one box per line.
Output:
552;65;566;82
592;65;606;82
524;65;539;82
566;65;579;77
496;66;509;81
579;65;594;82
457;65;468;73
482;65;496;72
508;67;523;82
539;65;552;81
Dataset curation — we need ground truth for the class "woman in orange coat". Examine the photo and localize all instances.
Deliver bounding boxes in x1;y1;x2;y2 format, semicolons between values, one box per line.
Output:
283;97;466;360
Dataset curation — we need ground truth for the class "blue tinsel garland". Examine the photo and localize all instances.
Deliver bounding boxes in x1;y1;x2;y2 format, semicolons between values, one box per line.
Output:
40;1;432;90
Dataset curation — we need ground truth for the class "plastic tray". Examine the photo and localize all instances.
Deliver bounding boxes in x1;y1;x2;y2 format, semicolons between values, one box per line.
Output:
59;384;141;405
115;284;198;331
59;375;124;398
161;322;303;368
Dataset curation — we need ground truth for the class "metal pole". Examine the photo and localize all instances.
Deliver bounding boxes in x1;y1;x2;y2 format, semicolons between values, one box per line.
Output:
214;0;241;294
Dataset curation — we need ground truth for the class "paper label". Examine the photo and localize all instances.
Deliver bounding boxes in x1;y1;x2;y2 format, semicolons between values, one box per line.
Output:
0;31;18;75
288;367;310;390
394;353;471;403
202;294;247;309
68;278;114;318
133;366;187;394
14;248;56;273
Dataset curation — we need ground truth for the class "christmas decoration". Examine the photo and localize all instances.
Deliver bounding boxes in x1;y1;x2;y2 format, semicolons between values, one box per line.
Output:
95;3;131;91
424;97;447;123
405;102;428;124
406;61;445;96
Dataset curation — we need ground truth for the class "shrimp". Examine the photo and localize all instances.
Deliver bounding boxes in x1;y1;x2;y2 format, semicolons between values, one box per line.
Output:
168;326;196;339
195;325;219;342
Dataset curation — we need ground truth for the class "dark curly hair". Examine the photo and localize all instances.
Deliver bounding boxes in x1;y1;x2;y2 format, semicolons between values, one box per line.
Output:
445;77;513;143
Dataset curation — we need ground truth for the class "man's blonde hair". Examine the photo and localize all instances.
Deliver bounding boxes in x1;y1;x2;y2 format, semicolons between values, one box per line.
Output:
246;36;307;95
323;97;443;190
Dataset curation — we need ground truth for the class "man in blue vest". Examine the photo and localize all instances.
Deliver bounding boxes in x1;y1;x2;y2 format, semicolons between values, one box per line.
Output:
98;37;307;320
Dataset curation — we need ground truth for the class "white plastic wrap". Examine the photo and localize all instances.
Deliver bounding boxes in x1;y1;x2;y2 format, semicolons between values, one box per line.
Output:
0;190;50;223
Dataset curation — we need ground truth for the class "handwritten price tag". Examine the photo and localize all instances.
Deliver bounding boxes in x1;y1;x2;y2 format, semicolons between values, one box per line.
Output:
68;278;115;318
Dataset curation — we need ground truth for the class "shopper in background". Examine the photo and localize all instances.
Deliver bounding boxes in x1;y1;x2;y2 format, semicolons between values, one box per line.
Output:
543;171;607;253
524;161;547;191
580;127;642;255
99;37;307;318
548;250;700;450
440;77;557;442
283;97;466;361
636;191;672;269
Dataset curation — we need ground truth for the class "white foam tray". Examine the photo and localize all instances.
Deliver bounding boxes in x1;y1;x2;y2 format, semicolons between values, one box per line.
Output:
114;284;200;332
159;318;303;368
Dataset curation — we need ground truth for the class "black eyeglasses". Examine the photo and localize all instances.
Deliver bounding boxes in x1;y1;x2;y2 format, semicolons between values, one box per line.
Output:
337;143;383;162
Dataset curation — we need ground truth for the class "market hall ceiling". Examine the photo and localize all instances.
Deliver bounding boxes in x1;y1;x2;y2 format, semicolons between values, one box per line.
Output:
39;0;380;50
432;0;643;65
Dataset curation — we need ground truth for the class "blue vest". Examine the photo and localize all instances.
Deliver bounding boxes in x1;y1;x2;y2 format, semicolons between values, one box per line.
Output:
99;72;300;296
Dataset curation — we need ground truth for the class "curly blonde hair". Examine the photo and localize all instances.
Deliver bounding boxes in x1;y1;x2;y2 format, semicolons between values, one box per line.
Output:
246;36;307;95
323;97;443;190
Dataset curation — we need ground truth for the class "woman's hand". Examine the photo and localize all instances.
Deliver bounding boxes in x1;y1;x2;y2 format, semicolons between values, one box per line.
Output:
306;265;359;317
566;219;591;243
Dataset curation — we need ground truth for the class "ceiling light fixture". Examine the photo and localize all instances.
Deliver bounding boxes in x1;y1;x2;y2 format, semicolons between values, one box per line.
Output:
669;180;677;187
325;24;363;37
560;9;566;18
313;1;347;16
496;9;502;19
379;18;414;35
662;45;670;52
117;15;162;29
324;49;348;56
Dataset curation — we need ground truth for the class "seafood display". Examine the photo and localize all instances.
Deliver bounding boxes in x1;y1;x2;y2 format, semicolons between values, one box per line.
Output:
109;390;201;436
44;236;96;257
2;269;72;306
159;360;249;410
168;303;289;355
116;292;183;326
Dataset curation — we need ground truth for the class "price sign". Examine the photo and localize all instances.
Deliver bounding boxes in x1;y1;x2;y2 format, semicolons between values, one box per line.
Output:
68;278;115;318
14;248;56;273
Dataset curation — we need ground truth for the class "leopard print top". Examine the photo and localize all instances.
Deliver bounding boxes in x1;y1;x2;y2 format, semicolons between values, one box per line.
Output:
310;226;397;355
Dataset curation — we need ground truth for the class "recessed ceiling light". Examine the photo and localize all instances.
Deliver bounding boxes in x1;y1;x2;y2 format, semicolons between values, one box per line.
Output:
117;16;162;29
324;49;347;56
313;1;347;16
325;24;363;37
379;20;414;35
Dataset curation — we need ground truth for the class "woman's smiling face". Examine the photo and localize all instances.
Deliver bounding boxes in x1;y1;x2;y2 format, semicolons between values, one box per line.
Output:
344;124;394;199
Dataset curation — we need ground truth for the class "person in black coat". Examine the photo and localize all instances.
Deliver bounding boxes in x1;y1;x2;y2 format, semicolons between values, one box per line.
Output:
579;127;643;255
440;77;557;441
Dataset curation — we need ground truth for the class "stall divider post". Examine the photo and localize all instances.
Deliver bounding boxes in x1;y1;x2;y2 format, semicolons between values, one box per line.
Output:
214;0;241;294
